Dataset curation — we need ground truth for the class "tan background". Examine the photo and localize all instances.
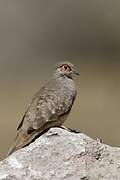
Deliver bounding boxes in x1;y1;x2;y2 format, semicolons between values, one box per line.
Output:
0;0;120;160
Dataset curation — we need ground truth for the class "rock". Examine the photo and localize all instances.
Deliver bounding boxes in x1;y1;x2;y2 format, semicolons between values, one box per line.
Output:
0;128;120;180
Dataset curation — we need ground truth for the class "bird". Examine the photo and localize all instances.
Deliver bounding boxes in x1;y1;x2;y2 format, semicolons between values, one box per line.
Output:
7;61;80;156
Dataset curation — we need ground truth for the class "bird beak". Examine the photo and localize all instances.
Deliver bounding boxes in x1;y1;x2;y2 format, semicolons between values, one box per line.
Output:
73;68;80;75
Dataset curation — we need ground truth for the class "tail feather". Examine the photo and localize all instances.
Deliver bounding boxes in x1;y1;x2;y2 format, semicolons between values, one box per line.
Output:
7;129;40;157
7;130;27;156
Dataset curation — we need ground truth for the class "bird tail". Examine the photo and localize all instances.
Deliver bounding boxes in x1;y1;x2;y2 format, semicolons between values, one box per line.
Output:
7;129;41;157
7;130;28;156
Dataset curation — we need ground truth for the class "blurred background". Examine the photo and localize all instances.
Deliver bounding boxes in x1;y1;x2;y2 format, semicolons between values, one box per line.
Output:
0;0;120;160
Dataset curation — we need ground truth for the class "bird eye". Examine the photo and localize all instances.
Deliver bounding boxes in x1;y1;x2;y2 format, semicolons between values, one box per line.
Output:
64;65;68;70
59;64;71;73
63;65;71;72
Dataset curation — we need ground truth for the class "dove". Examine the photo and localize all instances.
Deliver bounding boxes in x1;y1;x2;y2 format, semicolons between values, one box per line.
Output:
7;61;79;156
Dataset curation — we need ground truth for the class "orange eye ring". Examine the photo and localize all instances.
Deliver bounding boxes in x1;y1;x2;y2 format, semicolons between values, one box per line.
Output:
63;65;68;70
58;64;72;73
62;64;71;71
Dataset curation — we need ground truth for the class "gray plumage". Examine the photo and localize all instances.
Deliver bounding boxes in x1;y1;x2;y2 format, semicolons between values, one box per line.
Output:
7;61;79;156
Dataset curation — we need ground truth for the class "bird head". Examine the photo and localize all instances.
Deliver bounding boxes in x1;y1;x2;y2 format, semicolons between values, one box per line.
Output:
55;61;80;79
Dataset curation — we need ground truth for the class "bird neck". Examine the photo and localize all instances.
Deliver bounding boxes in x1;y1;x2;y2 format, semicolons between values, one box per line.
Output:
53;71;73;80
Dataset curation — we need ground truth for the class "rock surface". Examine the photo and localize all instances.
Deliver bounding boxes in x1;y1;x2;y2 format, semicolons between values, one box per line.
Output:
0;128;120;180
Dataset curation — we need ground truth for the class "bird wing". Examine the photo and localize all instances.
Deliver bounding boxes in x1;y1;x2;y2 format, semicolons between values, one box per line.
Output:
8;92;57;155
17;91;75;133
8;79;76;156
17;94;48;132
17;112;27;131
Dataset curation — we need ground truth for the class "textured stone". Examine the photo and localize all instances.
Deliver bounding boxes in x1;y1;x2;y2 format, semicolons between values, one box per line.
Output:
0;128;120;180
